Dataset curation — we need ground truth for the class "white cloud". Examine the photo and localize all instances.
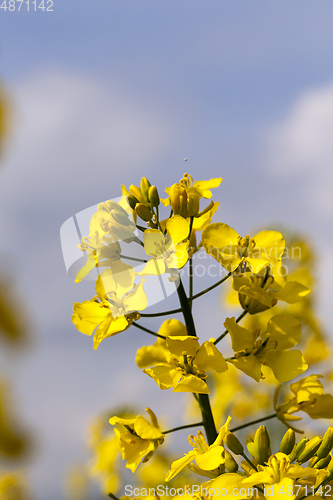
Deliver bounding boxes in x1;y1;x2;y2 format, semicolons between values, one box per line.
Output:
0;70;171;205
265;82;333;212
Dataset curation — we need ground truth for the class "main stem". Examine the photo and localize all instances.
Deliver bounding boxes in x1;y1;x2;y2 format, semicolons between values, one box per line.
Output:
176;278;218;445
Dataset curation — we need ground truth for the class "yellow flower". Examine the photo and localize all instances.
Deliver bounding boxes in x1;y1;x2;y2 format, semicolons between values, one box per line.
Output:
72;266;148;349
137;320;228;393
161;174;222;218
224;314;308;382
165;417;231;481
232;271;310;315
137;215;190;275
202;224;285;273
75;199;138;282
241;452;326;499
109;408;164;472
275;375;333;427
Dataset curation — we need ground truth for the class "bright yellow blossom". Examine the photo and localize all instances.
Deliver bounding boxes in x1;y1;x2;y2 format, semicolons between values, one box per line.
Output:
224;314;307;382
202;224;285;273
137;215;190;276
72;267;148;349
165;417;231;481
109;408;164;472
137;321;227;394
232;271;310;315
275;375;333;427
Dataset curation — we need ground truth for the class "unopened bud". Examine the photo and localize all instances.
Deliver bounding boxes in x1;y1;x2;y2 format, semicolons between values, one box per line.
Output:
297;437;323;464
187;193;200;217
112;208;132;226
130;185;144;203
127;194;139;210
288;438;308;462
313;454;332;469
254;426;270;465
135;203;153;222
169;183;187;218
246;438;255;457
280;429;296;455
224;449;238;472
140;177;151;202
316;427;333;459
328;454;333;473
225;433;243;455
148;185;160;208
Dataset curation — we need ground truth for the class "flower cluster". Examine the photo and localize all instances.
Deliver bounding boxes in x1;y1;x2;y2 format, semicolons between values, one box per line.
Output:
70;174;333;499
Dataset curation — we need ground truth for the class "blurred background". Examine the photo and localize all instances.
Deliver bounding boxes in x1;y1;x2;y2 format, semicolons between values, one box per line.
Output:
1;1;333;498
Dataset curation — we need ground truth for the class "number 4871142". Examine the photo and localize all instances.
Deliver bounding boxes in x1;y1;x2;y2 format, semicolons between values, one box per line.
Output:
0;0;53;11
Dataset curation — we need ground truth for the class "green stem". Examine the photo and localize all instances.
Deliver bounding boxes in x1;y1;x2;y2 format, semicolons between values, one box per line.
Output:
132;322;166;339
189;257;193;310
190;272;232;301
140;307;182;318
107;493;120;500
230;413;277;432
240;452;258;472
176;277;218;445
213;310;248;345
120;254;147;264
163;422;204;435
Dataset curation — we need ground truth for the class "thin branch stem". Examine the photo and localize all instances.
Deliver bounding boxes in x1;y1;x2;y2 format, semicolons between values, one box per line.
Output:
163;422;204;435
213;310;248;345
240;452;258;472
132;322;166;339
189;257;193;311
120;254;147;264
190;272;232;301
230;413;277;432
139;307;182;318
107;493;120;500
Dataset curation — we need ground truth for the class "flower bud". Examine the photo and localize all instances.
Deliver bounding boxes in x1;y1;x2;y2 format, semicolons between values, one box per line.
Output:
140;177;151;202
254;426;270;465
246;438;255;457
130;185;144;203
316;427;333;459
225;433;244;455
312;454;332;469
148;186;160;208
280;429;296;455
135;203;153;222
224;449;238;472
187;191;200;217
328;453;333;473
169;183;187;218
297;437;323;464
127;194;139;210
288;438;308;462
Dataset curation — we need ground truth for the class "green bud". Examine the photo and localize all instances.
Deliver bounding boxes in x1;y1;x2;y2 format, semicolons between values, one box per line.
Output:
135;203;153;222
246;438;255;457
288;438;308;462
316;427;333;459
224;450;238;472
140;177;151;202
254;426;270;465
127;195;139;210
280;429;296;455
169;183;187;218
313;454;332;469
148;185;160;208
328;454;333;473
297;436;323;464
225;433;244;455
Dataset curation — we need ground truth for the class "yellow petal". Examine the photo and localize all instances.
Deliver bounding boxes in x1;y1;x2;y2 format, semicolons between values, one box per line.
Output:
166;336;200;357
230;354;262;382
136;342;169;369
224;317;255;352
136;258;166;276
193;178;223;198
194;445;224;470
122;281;148;313
304;394;333;419
143;366;178;390
72;300;108;336
173;374;209;394
93;315;129;349
158;319;187;337
252;230;285;261
165;451;197;481
265;315;302;350
202;223;241;271
134;416;163;440
143;229;165;257
166;215;190;245
194;342;228;373
75;252;98;283
274;281;310;304
262;350;308;383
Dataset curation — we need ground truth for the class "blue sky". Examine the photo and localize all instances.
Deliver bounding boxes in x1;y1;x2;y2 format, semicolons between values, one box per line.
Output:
1;2;333;498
